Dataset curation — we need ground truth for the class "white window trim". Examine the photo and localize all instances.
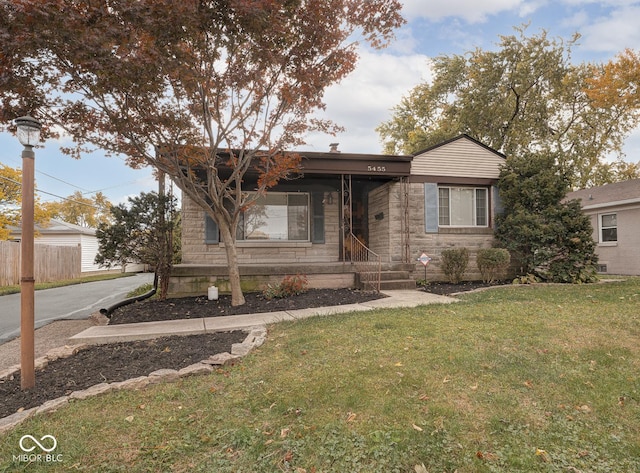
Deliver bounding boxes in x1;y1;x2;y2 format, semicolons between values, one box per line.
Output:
438;186;489;228
598;212;618;246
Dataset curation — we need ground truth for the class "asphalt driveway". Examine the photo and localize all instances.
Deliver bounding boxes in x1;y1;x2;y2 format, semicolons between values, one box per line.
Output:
0;273;154;344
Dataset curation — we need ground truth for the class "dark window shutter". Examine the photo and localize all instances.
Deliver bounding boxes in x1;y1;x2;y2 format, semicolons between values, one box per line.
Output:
492;186;503;215
311;192;325;243
205;213;219;244
424;183;438;233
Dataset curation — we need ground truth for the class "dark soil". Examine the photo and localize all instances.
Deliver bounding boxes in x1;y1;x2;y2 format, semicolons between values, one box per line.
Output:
422;280;509;296
0;332;246;420
1;285;490;420
1;288;383;420
109;288;384;325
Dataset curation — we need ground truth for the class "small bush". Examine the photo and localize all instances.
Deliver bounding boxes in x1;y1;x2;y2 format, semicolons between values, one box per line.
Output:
512;273;540;285
415;278;428;287
263;274;309;300
440;248;469;284
476;248;511;283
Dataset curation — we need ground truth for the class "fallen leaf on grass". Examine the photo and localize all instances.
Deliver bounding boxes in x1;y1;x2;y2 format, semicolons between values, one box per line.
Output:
283;450;293;463
576;404;592;413
523;380;533;389
476;451;499;461
414;463;428;473
535;448;550;462
280;428;290;438
125;415;134;423
346;412;357;423
412;424;423;432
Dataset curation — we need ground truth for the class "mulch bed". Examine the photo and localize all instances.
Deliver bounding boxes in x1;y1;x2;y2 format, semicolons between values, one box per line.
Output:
0;332;247;420
108;288;385;324
1;285;493;420
422;280;509;295
0;288;383;420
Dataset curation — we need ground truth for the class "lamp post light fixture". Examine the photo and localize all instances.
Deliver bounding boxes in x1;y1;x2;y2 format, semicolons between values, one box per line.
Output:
15;115;42;390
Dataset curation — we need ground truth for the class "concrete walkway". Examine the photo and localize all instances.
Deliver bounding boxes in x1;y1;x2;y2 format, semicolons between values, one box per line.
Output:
70;290;457;345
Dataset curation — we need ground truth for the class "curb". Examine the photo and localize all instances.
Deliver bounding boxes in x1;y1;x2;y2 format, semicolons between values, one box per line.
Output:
0;326;267;434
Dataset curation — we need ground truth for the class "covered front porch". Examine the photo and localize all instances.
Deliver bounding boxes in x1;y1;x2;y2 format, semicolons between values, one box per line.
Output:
174;149;415;297
167;261;416;297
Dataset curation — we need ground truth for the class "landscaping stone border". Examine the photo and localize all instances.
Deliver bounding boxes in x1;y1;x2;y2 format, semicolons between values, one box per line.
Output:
0;326;267;434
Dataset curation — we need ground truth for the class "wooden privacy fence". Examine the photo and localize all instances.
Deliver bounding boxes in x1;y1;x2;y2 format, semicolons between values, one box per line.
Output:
0;241;81;286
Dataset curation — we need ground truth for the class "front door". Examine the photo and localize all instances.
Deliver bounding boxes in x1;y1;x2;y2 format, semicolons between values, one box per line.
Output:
341;175;371;261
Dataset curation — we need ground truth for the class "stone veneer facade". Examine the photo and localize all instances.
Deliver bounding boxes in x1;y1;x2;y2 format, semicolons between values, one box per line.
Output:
367;181;496;282
172;135;507;296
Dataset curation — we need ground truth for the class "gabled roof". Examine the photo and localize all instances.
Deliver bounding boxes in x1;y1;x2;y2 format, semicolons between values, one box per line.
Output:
567;178;640;209
412;134;506;159
410;134;505;181
10;218;96;236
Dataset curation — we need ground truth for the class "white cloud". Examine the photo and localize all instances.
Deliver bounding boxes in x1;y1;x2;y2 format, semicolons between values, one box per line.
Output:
302;50;432;154
401;0;527;23
579;5;640;52
623;127;640;162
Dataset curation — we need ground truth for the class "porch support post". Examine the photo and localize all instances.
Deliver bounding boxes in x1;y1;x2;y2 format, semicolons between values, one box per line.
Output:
400;176;411;263
341;174;352;261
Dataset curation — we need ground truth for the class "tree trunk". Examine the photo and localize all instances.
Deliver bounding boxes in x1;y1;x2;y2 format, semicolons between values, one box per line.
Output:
218;220;246;306
157;171;172;300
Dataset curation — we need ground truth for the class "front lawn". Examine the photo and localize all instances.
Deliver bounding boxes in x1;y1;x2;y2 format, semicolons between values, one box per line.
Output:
0;272;134;296
1;279;639;472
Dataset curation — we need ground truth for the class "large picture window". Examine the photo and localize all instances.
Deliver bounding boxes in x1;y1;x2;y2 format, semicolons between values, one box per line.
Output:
239;193;309;241
600;213;617;243
438;187;488;227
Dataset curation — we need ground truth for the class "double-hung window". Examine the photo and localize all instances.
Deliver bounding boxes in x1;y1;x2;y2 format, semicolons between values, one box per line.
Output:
438;187;488;227
599;213;617;243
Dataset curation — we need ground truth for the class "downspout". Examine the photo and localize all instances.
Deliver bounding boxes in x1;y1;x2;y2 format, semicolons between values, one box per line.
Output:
99;272;158;318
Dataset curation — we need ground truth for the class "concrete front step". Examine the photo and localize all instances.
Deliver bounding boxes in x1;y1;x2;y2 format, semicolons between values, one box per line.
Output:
379;279;417;290
360;270;411;281
357;271;416;291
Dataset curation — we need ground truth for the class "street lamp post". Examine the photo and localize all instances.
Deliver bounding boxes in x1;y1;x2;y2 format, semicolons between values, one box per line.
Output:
15;115;42;390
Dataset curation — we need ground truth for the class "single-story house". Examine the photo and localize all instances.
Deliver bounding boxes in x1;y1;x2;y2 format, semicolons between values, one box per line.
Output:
172;135;506;296
566;178;640;275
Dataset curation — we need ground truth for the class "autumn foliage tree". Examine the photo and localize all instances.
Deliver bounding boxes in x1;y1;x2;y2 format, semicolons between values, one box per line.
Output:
44;191;112;228
0;164;53;239
0;0;404;305
377;26;640;188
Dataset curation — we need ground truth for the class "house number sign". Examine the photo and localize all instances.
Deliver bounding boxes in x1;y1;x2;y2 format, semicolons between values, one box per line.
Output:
418;253;431;266
367;165;387;172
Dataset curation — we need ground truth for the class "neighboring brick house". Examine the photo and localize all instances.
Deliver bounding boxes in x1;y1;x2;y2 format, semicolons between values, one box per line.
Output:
172;135;506;296
567;178;640;275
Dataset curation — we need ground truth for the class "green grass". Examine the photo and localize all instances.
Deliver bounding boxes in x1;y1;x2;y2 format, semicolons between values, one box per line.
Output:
126;282;156;298
0;272;134;296
1;279;639;472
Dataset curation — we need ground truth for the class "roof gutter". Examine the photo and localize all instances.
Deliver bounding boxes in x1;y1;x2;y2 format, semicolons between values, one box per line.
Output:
581;197;640;210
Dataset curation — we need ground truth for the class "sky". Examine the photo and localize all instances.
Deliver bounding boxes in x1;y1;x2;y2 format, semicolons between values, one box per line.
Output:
1;0;640;207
